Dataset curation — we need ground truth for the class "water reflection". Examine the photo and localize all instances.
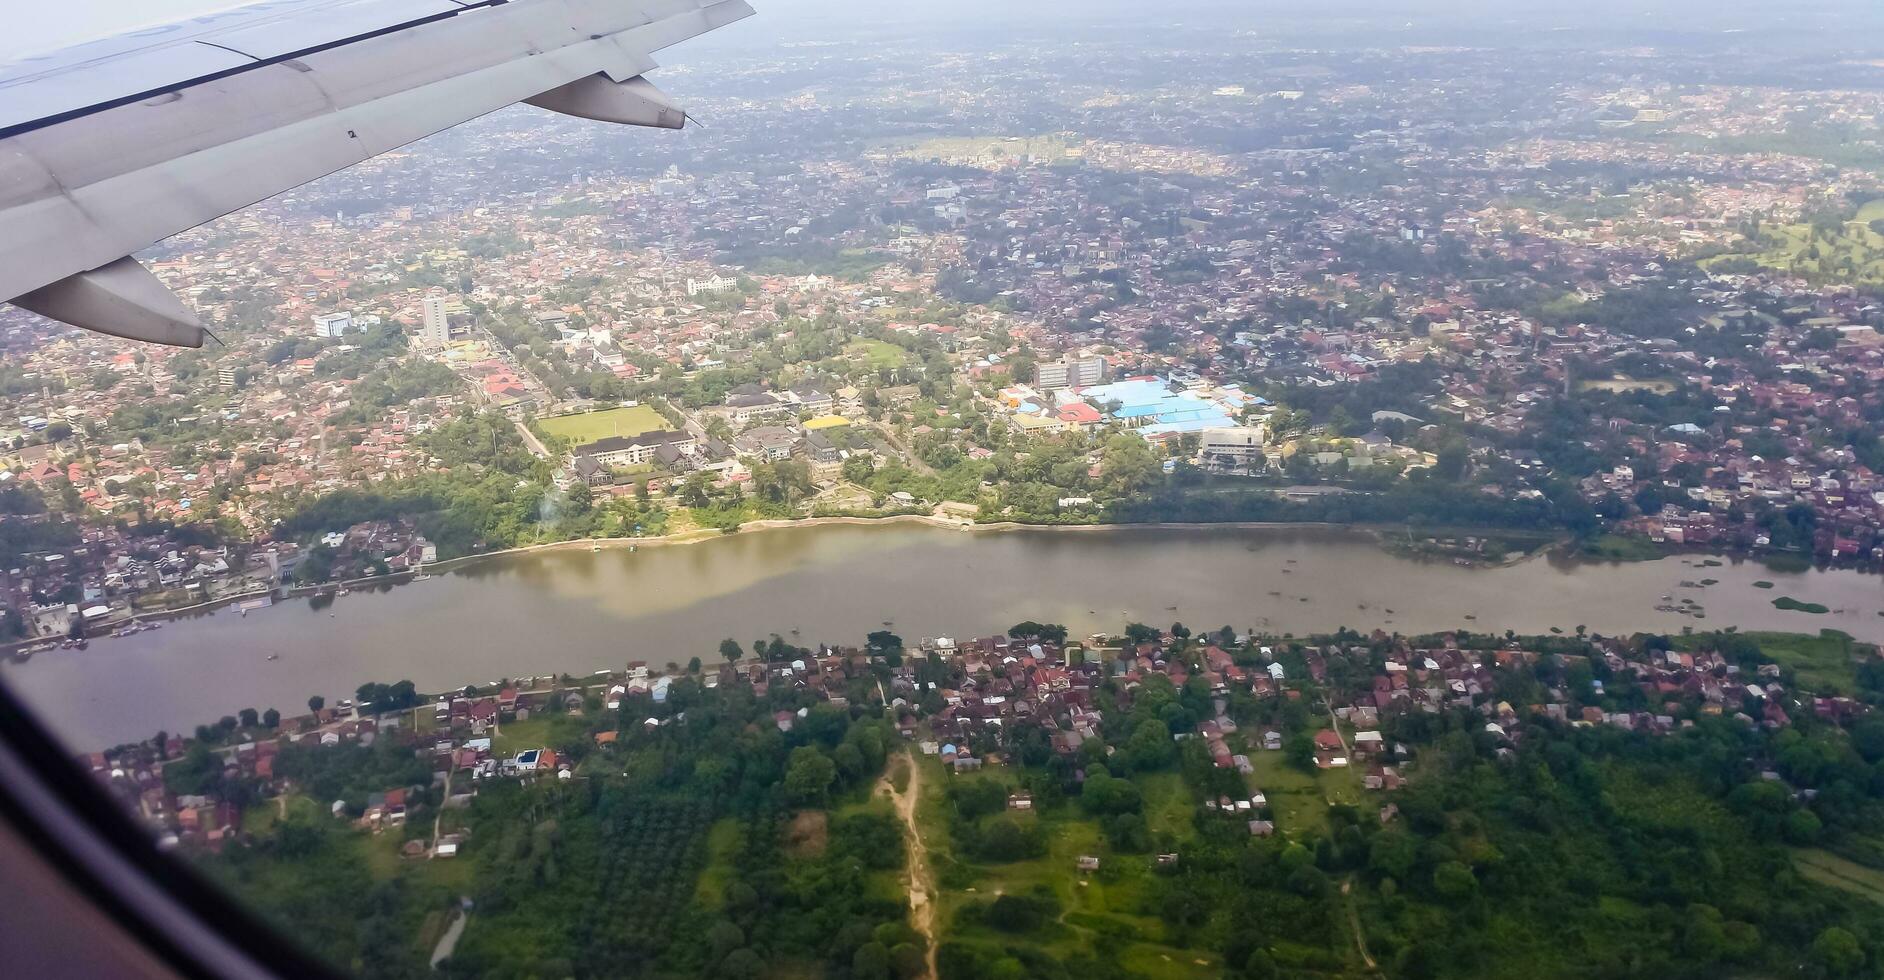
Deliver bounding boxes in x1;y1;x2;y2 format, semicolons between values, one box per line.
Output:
6;523;1883;748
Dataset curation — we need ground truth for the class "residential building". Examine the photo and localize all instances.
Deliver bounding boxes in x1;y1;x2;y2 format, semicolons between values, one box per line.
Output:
1035;351;1107;390
420;296;451;346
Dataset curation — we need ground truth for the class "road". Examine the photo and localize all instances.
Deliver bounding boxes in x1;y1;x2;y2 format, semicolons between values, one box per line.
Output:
514;420;551;460
884;751;938;979
871;422;936;477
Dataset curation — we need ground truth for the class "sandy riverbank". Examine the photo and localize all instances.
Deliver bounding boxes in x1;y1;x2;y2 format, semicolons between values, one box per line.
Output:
419;514;1375;572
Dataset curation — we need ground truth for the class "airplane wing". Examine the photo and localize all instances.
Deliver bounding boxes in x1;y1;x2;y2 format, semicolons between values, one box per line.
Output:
0;0;754;347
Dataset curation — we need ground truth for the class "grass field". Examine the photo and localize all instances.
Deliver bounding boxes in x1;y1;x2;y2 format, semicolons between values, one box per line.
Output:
1678;629;1863;693
694;817;743;910
490;711;595;758
920;757;1220;980
1247;749;1365;838
1705;206;1884;285
1793;847;1884;904
846;339;911;370
898;135;1074;167
1751;630;1861;692
1581;533;1665;562
536;405;666;445
1578;377;1677;394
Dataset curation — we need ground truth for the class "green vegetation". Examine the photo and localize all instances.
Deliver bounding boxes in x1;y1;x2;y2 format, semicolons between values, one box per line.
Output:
1754;580;1777;589
847;339;912;370
195;673;910;978
1577;376;1677;394
1774;596;1832;615
177;624;1884;979
536;404;667;445
1794;848;1884;905
1705;216;1884;285
746;247;886;282
1581;532;1665;561
899;135;1075;166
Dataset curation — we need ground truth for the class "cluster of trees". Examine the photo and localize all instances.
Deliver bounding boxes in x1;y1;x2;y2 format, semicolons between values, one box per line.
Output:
928;624;1884;979
1111;472;1583;537
196;655;914;978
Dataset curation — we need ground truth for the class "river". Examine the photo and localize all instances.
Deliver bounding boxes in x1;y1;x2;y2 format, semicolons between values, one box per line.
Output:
7;523;1882;748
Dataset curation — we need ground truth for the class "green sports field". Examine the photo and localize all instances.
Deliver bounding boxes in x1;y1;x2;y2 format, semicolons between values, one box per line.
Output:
537;405;667;444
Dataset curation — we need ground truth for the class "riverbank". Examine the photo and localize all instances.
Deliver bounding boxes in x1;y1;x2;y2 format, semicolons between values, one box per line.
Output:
422;514;1385;571
17;518;1884;749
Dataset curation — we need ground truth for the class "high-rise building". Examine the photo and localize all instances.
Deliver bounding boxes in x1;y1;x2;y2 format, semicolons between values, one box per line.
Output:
217;367;238;389
1035;352;1107;390
420;296;451;345
312;311;352;339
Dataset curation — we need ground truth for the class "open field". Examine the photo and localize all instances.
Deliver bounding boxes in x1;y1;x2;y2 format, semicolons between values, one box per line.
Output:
897;135;1075;166
1248;748;1365;837
845;339;911;369
694;817;743;910
1581;533;1665;562
1704;207;1884;285
1793;847;1884;904
490;711;594;758
746;247;884;282
1748;630;1862;692
536;405;666;445
919;757;1220;980
1578;377;1676;394
1676;629;1863;693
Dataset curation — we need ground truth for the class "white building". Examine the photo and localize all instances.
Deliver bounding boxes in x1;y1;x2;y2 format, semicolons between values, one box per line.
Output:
312;310;352;339
1200;426;1269;473
420;295;451;345
686;274;735;296
1035;352;1107;390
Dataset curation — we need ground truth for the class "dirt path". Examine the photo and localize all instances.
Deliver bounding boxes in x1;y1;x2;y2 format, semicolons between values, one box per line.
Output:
431;768;452;855
885;751;939;979
1341;878;1377;971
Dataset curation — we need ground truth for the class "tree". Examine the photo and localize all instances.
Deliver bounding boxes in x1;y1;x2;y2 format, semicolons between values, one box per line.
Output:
262;708;280;729
307;695;324;714
783;747;837;806
238;707;259;729
1783;809;1822;844
1433;861;1477;899
1811;927;1864;977
720;949;764;979
1123;622;1161;646
852;942;891;980
706;920;745;958
1284;732;1316;772
718;638;744;663
1435;440;1468;480
1007;621;1068;644
1100;434;1161;497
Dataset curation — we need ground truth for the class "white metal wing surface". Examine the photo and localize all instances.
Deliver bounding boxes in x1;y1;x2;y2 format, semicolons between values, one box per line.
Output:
0;0;754;346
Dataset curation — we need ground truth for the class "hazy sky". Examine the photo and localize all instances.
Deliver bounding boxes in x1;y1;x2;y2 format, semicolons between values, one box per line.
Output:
9;0;1883;62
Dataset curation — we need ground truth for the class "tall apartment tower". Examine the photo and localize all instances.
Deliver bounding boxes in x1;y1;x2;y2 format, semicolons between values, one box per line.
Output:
420;296;450;345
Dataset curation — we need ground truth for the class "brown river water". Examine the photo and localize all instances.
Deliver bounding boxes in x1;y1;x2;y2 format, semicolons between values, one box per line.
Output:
7;523;1881;748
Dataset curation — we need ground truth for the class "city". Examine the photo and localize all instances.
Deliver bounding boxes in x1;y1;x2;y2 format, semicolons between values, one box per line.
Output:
2;1;1884;978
